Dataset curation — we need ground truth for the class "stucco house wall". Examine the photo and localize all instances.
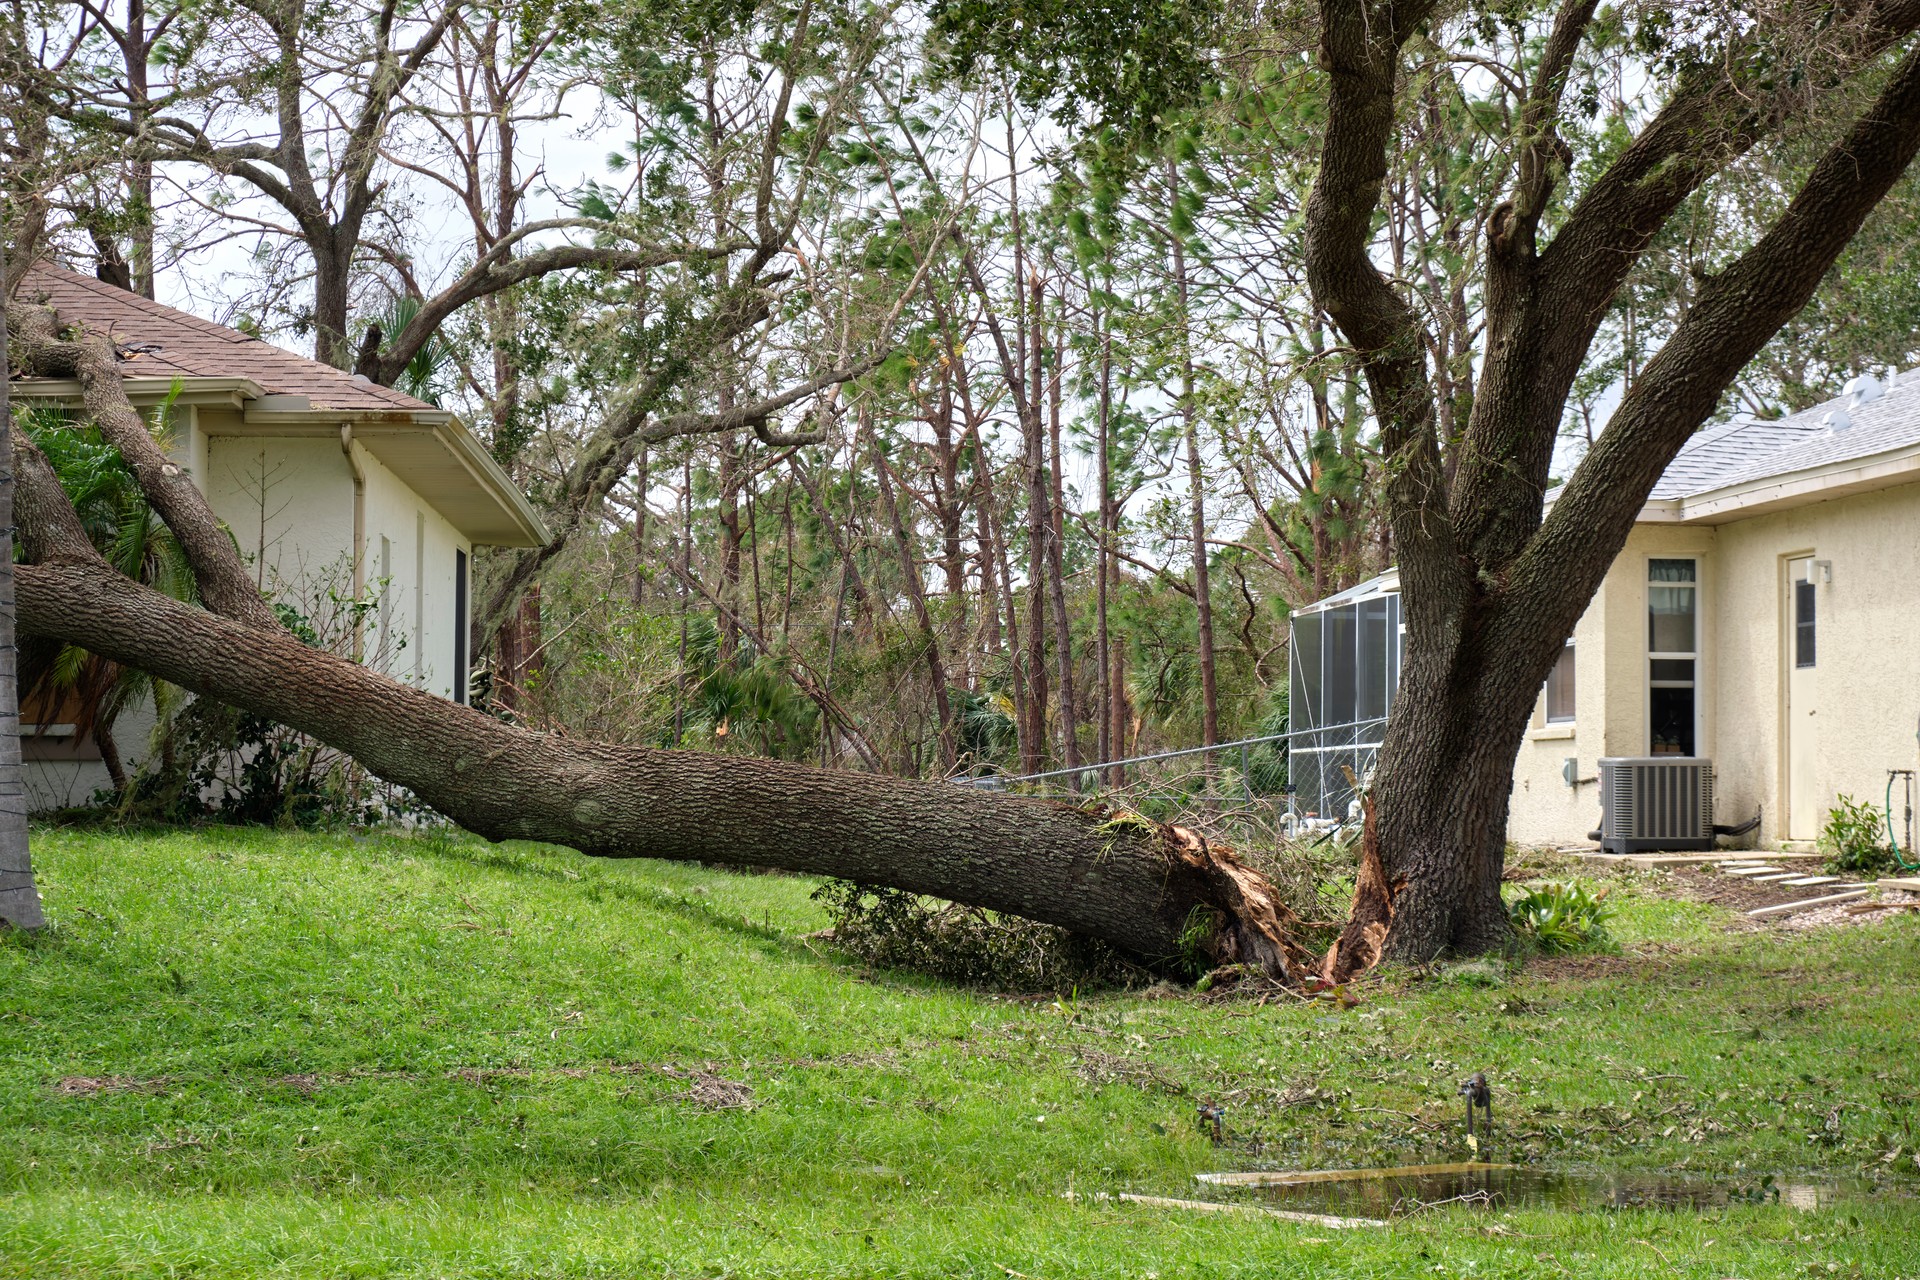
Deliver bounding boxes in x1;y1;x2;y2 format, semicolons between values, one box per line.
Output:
1508;525;1717;845
1507;484;1920;849
1712;481;1920;846
359;445;470;696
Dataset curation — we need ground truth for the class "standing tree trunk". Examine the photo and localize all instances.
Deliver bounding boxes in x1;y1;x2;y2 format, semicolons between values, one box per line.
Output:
1042;286;1080;776
928;378;971;686
1307;0;1920;973
0;233;46;930
871;428;957;770
1022;387;1050;775
1168;178;1218;757
1093;296;1113;775
120;0;157;299
632;448;649;606
716;429;743;661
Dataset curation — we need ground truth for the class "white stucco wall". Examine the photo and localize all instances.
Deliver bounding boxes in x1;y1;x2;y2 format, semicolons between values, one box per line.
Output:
357;445;470;698
25;405;473;809
201;427;469;700
1509;525;1717;845
1509;483;1920;848
1711;482;1920;846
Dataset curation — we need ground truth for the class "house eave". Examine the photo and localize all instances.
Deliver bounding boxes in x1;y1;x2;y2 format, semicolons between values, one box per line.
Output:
11;374;264;409
1642;442;1920;525
17;373;547;548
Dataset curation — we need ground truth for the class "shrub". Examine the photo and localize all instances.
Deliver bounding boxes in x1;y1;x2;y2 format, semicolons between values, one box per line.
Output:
811;881;1146;991
127;696;415;828
1506;880;1614;954
1820;793;1894;875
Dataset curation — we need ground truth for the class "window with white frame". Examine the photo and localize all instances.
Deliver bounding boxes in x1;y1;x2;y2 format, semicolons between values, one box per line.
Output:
1545;639;1576;723
1648;558;1697;755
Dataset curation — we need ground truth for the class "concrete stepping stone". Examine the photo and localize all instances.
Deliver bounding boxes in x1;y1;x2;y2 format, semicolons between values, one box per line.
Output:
1781;876;1840;886
1749;889;1872;917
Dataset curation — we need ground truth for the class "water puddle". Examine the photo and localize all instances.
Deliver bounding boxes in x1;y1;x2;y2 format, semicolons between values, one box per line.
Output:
1199;1164;1868;1217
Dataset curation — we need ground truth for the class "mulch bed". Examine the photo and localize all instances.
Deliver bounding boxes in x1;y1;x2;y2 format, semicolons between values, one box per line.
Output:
1649;864;1916;931
1661;865;1833;915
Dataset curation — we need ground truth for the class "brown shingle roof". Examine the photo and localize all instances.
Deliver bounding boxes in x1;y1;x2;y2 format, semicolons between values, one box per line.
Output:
18;262;435;415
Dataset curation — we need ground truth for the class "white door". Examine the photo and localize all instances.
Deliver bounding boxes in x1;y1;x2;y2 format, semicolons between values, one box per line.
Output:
1786;556;1820;841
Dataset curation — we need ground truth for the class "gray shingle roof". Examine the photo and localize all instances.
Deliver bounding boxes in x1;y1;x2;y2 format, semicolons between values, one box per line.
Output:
16;262;434;415
1650;367;1920;500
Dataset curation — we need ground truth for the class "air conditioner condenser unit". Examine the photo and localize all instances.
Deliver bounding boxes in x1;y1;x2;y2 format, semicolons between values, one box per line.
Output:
1597;756;1714;854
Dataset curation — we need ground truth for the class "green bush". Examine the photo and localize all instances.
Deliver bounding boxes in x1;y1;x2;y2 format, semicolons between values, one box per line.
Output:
1820;793;1894;875
1506;880;1615;954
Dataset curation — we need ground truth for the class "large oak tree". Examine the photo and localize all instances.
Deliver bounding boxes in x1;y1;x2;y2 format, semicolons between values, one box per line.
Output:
1306;0;1920;969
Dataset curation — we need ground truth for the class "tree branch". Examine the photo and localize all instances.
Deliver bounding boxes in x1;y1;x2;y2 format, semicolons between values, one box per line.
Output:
360;232;749;385
6;300;281;631
1303;0;1460;620
1517;34;1920;632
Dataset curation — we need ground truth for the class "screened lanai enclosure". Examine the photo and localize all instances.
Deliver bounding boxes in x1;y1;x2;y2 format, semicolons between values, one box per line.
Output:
1289;571;1403;821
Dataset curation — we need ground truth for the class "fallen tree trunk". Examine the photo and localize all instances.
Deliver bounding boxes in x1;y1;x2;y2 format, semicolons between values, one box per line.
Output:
14;558;1308;977
4;290;1308;979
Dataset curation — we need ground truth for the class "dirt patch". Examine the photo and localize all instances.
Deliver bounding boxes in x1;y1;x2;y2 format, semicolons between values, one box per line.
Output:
663;1066;755;1111
1661;867;1845;919
1649;866;1916;931
1524;947;1678;982
54;1075;169;1097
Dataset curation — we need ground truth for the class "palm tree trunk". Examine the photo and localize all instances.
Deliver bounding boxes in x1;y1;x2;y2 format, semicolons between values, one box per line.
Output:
0;232;47;930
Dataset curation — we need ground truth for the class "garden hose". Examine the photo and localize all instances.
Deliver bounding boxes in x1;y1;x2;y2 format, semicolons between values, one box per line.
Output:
1887;772;1919;872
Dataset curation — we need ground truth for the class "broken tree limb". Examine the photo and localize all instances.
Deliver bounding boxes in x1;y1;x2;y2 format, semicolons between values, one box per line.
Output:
13;557;1311;977
5;298;280;631
1325;786;1394;983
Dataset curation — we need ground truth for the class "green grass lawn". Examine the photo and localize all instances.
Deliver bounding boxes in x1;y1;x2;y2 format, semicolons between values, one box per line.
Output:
3;825;1918;1278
